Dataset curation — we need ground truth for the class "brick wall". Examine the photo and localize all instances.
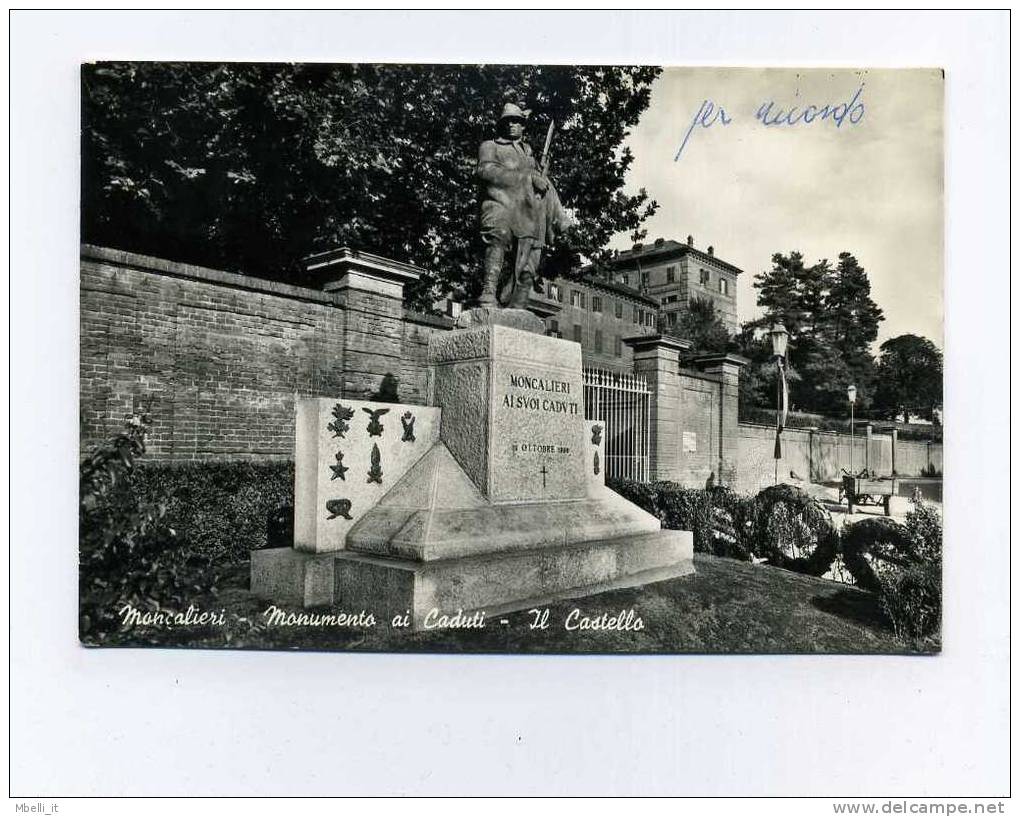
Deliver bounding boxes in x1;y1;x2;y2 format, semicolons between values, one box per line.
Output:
80;246;451;461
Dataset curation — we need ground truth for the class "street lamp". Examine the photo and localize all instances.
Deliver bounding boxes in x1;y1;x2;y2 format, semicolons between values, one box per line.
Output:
769;323;789;359
847;384;857;475
769;324;789;484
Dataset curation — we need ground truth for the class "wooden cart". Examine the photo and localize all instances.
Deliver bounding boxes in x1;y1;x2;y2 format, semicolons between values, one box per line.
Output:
841;475;898;516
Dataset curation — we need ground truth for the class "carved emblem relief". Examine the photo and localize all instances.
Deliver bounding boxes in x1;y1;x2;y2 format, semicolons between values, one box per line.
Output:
363;407;390;437
328;403;355;439
367;443;384;484
329;450;349;481
325;498;353;520
401;411;416;442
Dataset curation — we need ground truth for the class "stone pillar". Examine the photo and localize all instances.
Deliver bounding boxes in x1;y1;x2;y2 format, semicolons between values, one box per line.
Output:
624;333;690;481
302;247;422;401
693;353;748;487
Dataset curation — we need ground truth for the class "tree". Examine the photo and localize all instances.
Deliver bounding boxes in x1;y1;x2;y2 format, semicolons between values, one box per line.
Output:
669;297;731;353
81;62;661;309
823;252;884;398
745;249;884;414
873;334;943;422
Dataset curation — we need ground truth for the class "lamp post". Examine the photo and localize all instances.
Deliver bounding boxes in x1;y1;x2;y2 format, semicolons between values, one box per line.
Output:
769;323;789;485
847;384;857;476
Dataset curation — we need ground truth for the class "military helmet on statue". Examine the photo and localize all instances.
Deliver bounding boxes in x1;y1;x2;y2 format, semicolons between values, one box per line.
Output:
498;102;530;122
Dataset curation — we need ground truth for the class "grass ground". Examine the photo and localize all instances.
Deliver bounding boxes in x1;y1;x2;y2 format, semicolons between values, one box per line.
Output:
93;554;936;655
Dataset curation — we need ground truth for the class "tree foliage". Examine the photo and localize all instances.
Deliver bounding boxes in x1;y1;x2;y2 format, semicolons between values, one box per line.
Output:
82;62;661;309
668;296;731;354
873;334;943;422
746;250;885;414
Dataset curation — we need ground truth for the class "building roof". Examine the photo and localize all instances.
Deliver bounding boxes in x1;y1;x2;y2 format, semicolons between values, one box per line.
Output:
610;238;743;276
559;268;660;307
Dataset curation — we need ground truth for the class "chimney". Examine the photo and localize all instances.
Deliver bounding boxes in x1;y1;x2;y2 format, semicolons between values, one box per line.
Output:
687;235;694;246
707;245;714;256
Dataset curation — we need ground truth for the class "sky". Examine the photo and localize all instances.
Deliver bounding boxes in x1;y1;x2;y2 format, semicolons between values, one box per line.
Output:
612;67;944;348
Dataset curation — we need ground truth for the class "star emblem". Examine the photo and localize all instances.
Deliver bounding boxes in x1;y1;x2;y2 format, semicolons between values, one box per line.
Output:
329;451;349;481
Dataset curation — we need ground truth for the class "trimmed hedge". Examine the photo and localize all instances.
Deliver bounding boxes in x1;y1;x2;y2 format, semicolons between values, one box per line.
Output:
840;517;914;592
130;461;294;564
607;479;757;561
608;479;838;575
751;484;839;576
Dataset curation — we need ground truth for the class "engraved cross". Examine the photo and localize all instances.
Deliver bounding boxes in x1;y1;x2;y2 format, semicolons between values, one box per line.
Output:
540;465;548;489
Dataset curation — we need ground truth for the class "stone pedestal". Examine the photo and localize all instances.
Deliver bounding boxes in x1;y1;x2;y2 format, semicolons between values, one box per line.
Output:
252;317;695;626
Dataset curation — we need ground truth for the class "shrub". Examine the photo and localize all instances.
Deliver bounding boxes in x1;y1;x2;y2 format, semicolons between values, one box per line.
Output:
750;484;838;575
878;561;941;645
79;415;201;644
839;517;915;592
608;478;661;518
876;500;942;643
130;461;294;563
654;481;712;551
707;486;758;561
607;479;757;560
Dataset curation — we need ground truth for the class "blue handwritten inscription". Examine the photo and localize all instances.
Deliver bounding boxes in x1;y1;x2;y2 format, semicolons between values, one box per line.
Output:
674;99;732;161
756;84;865;128
675;84;866;161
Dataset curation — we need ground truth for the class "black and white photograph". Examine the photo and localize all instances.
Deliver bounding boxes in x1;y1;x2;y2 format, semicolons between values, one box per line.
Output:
8;9;1011;802
78;62;945;655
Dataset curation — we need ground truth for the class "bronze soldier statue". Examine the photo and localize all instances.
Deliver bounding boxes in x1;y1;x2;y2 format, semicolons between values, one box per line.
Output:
476;103;572;309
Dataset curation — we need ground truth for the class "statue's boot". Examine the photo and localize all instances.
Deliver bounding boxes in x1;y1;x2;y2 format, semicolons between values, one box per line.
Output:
478;244;503;307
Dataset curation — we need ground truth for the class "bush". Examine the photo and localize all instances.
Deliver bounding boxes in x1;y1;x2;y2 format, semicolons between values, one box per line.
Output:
608;478;661;518
654;482;712;550
876;500;942;643
705;486;758;561
130;461;294;563
79;416;202;643
879;562;941;644
839;517;915;592
750;484;838;576
608;479;757;560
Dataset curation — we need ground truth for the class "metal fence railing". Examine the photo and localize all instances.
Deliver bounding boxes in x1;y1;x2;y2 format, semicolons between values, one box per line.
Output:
582;368;651;483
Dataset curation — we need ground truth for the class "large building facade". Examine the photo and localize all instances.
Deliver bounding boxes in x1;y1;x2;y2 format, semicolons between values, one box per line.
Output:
606;236;741;334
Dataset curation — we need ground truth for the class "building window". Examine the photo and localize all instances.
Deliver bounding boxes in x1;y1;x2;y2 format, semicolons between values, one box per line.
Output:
621;274;630;286
662;294;679;304
633;305;640;323
719;277;729;296
667;312;677;327
592;296;602;313
641;271;650;288
646;312;655;327
556;285;563;303
666;265;676;283
614;336;622;357
549;319;559;337
594;330;603;353
547;283;559;301
700;268;710;286
573;324;583;344
638;309;645;325
614;302;623;319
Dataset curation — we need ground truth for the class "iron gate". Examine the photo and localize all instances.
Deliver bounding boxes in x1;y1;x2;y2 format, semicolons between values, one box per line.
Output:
583;368;651;482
